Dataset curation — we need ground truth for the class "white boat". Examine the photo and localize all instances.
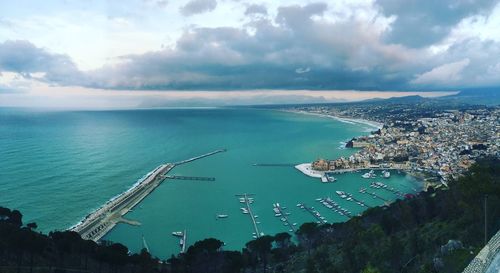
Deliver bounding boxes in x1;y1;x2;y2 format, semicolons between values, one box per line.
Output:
383;170;391;178
172;231;184;237
321;176;328;183
327;176;337;182
216;214;228;219
275;213;282;217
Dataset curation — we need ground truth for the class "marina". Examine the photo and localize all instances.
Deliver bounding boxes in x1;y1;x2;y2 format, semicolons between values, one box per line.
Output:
3;108;423;258
273;203;297;233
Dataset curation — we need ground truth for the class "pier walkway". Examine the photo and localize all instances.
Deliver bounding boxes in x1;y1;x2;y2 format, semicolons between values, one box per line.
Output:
165;175;215;181
360;188;389;203
299;204;326;224
237;194;262;239
253;163;298;167
321;198;352;218
274;203;296;232
175;149;226;165
70;149;226;242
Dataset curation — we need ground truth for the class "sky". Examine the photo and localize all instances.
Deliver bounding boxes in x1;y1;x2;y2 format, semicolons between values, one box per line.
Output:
0;0;499;108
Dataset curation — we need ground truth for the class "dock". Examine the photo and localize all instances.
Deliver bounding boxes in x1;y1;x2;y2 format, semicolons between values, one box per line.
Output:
165;175;215;181
253;163;298;167
70;149;226;242
359;188;389;202
370;182;404;197
236;194;262;239
327;167;404;174
175;149;226;165
273;203;296;232
320;198;352;218
180;230;187;254
343;192;372;208
299;203;327;224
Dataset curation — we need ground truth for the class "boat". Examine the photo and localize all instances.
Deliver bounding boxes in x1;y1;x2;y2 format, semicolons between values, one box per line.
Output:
216;214;228;219
321;176;328;183
327;176;337;182
275;213;282;217
382;170;391;178
172;231;184;237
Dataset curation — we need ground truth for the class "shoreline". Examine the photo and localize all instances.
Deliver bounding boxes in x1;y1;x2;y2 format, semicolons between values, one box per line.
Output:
283;109;429;189
280;109;384;130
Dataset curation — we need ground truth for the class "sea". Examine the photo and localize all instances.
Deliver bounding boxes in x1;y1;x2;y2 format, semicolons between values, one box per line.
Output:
0;107;422;258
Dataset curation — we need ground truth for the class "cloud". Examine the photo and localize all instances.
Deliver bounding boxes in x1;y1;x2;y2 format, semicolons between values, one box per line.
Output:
2;1;500;93
180;0;217;16
412;58;470;85
0;40;85;85
81;2;419;90
244;4;267;16
376;0;498;47
143;0;168;8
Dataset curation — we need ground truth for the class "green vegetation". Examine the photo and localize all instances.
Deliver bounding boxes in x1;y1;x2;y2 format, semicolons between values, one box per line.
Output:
1;158;498;273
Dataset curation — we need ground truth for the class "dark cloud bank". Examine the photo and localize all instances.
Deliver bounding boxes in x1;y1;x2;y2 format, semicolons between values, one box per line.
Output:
1;1;500;91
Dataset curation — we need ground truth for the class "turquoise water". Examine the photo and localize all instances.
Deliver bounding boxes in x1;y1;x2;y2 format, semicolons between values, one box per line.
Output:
0;107;421;258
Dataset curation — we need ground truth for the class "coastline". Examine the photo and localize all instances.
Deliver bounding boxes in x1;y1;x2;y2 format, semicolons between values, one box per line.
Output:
280;109;384;130
283;109;429;190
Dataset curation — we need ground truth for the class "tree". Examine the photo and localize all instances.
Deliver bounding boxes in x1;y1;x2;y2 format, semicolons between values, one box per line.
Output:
245;236;274;273
361;264;382;273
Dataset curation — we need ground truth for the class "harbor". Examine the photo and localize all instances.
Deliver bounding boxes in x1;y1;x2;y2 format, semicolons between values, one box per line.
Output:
70;149;226;242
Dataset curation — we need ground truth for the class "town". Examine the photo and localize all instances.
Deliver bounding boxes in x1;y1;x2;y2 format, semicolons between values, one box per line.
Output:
284;99;499;187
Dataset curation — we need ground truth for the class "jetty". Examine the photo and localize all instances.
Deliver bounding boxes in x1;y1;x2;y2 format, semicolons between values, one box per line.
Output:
320;198;352;218
165;175;215;181
175;149;226;165
180;230;187;254
236;194;262;239
299;203;327;224
253;163;298;167
70;149;226;242
370;182;404;197
359;188;389;202
343;192;372;208
273;203;296;232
